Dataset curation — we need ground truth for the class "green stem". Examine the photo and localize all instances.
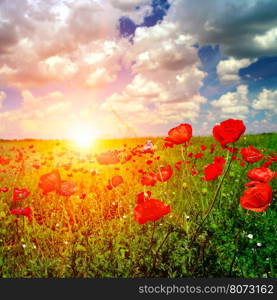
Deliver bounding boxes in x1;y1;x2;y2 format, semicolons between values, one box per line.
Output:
189;145;234;246
150;226;173;276
145;221;156;255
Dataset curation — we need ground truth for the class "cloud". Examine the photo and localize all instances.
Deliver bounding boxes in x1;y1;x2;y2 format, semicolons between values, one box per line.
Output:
211;85;249;119
254;27;277;51
217;57;255;83
252;88;277;114
166;0;277;58
101;21;207;129
0;91;6;109
0;89;75;138
248;119;277;133
0;0;152;88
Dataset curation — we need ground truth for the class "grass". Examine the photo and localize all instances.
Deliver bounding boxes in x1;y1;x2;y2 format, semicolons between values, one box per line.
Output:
0;133;276;278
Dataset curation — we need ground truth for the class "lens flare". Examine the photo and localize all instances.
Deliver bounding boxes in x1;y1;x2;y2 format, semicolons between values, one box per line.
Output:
70;124;98;148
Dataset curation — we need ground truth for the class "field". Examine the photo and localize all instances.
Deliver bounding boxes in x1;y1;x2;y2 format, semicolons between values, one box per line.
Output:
0;130;276;278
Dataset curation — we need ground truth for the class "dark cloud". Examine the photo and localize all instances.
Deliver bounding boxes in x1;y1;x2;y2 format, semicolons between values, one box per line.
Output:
167;0;277;58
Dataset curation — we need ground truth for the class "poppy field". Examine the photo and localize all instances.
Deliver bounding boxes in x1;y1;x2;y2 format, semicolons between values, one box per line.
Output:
0;119;276;278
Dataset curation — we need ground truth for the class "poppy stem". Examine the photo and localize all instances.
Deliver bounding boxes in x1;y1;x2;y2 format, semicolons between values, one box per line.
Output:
150;221;156;245
145;221;156;257
189;144;234;246
150;226;173;276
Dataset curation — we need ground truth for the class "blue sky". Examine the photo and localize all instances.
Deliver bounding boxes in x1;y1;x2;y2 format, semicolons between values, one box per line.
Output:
0;0;276;139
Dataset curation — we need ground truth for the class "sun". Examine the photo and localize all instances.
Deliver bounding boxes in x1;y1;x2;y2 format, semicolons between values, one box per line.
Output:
70;124;98;149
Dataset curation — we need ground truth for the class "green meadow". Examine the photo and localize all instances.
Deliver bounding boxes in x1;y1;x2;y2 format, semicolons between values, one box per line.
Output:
0;133;276;278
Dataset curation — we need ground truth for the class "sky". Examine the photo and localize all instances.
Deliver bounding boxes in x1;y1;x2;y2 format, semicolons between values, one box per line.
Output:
0;0;276;139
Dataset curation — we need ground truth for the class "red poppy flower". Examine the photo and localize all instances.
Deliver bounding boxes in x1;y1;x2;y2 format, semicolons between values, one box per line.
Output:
58;181;77;196
247;167;276;183
157;165;173;182
200;145;207;151
163;142;174;149
244;181;261;187
80;192;87;199
146;160;153;165
12;188;30;202
141;172;157;186
136;191;151;204
195;153;203;159
241;146;263;163
174;161;183;170
191;169;198;176
0;187;9;192
188;152;193;158
0;156;10;166
262;160;273;168
210;144;216;154
109;175;123;188
213;156;226;165
10;207;32;222
134;198;171;224
202;163;223;181
213;119;246;147
240;183;272;212
165;123;192;145
39;170;61;194
96;151;120;165
226;146;238;154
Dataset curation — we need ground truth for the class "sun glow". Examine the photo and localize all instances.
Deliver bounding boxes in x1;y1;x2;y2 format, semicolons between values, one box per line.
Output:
70;124;99;149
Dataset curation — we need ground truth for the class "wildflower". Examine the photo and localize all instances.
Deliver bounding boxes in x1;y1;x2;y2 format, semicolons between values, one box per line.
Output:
202;163;223;181
213;156;226;165
247;167;276;183
136;191;151;204
174;161;183;170
194;153;203;159
96;151;120;165
39;170;61;194
157;165;173;182
213;119;246;147
165;123;192;145
240;183;272;212
107;175;123;189
10;207;32;222
241;146;263;163
12;188;30;202
200;145;207;151
58;181;77;196
141;172;157;186
134;198;171;224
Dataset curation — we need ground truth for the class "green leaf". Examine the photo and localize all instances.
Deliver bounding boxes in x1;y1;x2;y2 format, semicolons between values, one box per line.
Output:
75;244;86;252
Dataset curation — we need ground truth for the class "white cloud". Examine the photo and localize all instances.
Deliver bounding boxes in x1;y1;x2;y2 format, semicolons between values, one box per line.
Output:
0;0;152;88
217;57;255;83
0;89;74;138
248;119;277;133
101;21;207;128
0;91;6;109
211;85;249;119
86;67;116;88
252;88;277;114
254;27;277;51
